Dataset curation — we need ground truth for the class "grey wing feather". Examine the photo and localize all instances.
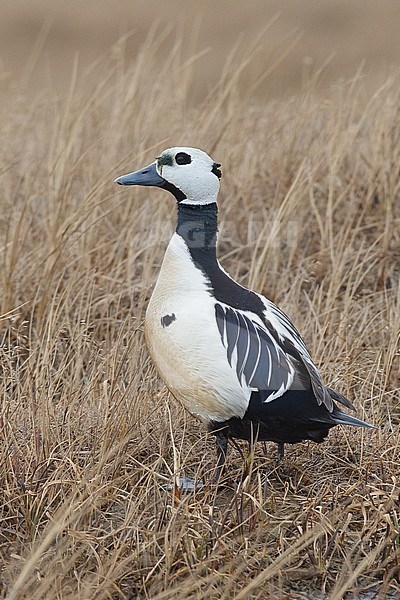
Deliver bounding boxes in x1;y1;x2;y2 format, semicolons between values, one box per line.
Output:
302;356;333;412
263;299;345;412
280;336;334;412
326;386;355;411
215;303;294;393
225;308;240;366
243;318;261;383
235;312;250;380
215;303;225;341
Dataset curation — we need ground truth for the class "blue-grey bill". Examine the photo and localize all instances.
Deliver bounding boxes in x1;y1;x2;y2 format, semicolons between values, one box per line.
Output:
114;161;165;186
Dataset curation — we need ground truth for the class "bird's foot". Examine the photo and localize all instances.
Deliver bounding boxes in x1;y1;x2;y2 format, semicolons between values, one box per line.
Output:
262;442;285;462
166;476;204;493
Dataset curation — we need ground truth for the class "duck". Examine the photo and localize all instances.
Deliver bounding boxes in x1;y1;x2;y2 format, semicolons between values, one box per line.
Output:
114;147;374;481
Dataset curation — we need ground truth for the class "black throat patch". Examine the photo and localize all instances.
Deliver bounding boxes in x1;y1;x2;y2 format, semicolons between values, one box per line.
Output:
161;180;186;203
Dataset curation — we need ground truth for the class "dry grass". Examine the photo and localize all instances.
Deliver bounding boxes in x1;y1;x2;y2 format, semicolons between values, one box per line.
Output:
0;30;400;599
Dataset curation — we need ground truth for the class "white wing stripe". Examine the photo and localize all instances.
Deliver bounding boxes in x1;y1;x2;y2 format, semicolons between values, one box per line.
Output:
248;324;262;386
238;313;251;380
226;308;240;367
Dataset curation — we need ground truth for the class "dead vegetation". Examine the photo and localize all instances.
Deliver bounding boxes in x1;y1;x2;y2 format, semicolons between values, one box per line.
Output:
0;31;399;599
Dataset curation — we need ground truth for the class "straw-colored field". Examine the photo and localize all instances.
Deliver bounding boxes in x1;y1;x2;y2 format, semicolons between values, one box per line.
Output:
1;3;400;599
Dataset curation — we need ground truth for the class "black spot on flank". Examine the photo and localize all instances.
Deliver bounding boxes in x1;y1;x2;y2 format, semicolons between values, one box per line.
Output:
161;313;176;328
175;152;192;165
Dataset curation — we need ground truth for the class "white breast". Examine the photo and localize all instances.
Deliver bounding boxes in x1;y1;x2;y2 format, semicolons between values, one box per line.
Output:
144;234;249;423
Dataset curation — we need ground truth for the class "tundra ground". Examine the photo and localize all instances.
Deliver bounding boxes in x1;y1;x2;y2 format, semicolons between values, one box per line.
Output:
0;30;399;599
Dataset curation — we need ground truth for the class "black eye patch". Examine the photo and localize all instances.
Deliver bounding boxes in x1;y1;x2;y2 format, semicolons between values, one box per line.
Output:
175;152;192;165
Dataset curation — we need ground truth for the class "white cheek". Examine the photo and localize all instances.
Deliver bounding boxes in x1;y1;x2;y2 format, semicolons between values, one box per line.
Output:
163;164;220;204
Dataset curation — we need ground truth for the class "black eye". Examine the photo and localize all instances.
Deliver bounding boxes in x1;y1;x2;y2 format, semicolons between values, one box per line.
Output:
175;152;192;165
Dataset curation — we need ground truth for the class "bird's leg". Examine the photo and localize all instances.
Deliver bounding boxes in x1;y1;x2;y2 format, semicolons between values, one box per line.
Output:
242;425;259;480
214;430;229;482
242;441;253;479
277;442;285;461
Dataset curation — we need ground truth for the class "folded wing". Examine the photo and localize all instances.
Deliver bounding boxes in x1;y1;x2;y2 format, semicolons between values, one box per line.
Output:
215;303;296;402
214;301;346;413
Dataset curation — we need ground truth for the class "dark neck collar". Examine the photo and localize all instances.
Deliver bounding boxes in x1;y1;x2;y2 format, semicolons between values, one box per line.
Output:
175;201;267;316
176;203;218;263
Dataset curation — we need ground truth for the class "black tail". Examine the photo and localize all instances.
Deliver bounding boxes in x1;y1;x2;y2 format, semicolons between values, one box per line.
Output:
332;409;375;429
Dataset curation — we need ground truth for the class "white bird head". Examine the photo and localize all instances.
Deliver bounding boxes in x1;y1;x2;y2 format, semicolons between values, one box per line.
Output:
114;147;221;205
